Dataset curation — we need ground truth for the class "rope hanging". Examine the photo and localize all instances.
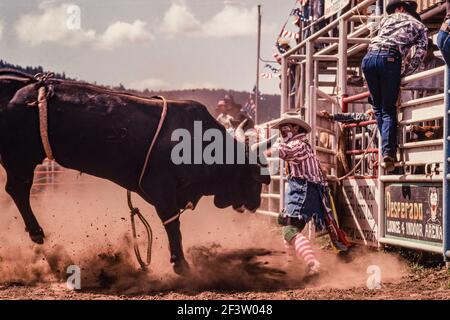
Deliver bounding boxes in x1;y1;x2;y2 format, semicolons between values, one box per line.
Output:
37;86;54;160
127;190;153;270
126;95;168;270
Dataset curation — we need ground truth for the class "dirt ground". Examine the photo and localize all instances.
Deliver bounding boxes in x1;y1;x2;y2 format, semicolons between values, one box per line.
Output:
0;251;448;300
0;173;449;300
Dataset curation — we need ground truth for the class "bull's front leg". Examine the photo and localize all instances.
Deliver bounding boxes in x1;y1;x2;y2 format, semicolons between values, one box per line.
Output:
140;177;190;275
5;169;45;244
164;218;190;275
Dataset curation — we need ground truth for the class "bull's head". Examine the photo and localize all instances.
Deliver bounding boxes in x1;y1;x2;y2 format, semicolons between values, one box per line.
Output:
213;120;278;213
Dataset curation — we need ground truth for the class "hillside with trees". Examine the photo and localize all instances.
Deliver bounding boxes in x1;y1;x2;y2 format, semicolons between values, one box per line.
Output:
0;61;280;123
0;60;72;81
131;88;280;123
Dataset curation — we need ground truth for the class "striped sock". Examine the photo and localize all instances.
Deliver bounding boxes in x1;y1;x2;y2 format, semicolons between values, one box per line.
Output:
292;234;319;266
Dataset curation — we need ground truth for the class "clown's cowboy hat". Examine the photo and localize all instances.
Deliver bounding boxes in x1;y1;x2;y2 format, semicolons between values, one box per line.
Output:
270;112;311;133
386;0;421;21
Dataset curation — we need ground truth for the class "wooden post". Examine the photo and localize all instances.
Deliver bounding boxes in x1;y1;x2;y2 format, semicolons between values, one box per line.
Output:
305;40;313;116
338;18;348;101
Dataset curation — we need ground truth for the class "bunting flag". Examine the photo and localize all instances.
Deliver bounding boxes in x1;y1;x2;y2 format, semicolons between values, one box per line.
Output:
275;2;307;56
260;72;275;80
264;64;280;74
281;30;300;39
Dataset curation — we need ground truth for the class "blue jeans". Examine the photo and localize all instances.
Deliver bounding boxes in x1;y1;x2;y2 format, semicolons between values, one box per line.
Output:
437;21;450;66
362;50;402;158
283;177;326;229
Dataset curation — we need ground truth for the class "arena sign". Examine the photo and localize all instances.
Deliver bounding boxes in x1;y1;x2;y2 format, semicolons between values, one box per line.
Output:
325;0;351;18
385;183;443;246
341;178;379;247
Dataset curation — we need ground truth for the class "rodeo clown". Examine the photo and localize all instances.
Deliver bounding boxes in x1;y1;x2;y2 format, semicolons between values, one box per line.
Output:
266;113;350;276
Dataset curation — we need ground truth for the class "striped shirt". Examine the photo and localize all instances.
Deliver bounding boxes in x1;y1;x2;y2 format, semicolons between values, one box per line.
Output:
278;133;326;185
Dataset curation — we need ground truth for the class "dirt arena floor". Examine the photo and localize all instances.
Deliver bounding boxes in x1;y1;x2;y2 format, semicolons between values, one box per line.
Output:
0;173;449;300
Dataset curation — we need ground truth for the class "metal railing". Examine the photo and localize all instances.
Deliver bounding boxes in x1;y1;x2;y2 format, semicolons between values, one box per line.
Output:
377;66;446;254
310;86;339;178
443;66;450;266
31;159;92;195
280;0;379;115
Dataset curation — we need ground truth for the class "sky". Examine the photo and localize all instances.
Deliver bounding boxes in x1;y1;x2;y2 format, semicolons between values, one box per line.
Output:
0;0;298;94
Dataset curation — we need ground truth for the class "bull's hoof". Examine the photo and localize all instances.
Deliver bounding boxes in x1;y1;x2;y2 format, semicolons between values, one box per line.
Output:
173;259;191;276
28;228;45;245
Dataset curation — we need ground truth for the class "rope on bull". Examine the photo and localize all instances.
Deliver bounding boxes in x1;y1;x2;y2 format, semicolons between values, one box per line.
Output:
28;72;56;161
126;95;168;270
127;190;153;270
36;86;54;160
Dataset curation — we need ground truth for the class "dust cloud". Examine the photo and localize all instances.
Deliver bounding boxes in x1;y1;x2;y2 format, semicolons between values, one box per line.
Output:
0;169;407;294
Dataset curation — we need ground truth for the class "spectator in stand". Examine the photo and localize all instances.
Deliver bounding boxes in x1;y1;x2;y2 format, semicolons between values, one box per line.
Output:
216;95;254;135
274;38;291;64
299;0;325;42
404;38;445;96
216;97;234;132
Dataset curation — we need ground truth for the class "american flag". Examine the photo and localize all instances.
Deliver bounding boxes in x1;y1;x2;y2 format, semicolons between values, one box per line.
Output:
243;86;262;120
260;72;275;80
282;29;300;39
243;93;256;119
290;6;308;22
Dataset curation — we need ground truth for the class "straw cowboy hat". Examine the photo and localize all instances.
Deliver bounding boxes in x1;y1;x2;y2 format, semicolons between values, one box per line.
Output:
277;38;291;46
271;112;312;133
386;0;421;21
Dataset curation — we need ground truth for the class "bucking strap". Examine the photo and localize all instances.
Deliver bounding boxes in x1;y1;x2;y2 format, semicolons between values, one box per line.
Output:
37;86;54;160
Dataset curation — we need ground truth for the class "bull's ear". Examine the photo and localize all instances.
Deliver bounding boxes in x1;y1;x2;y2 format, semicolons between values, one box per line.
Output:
252;167;270;185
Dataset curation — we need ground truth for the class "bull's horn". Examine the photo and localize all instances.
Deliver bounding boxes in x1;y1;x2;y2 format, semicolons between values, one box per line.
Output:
251;134;279;153
234;119;248;143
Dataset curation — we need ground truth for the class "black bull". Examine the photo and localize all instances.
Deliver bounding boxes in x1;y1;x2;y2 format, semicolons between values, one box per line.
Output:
0;71;271;275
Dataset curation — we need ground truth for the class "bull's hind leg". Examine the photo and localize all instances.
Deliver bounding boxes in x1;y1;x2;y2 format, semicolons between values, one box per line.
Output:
5;168;45;244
